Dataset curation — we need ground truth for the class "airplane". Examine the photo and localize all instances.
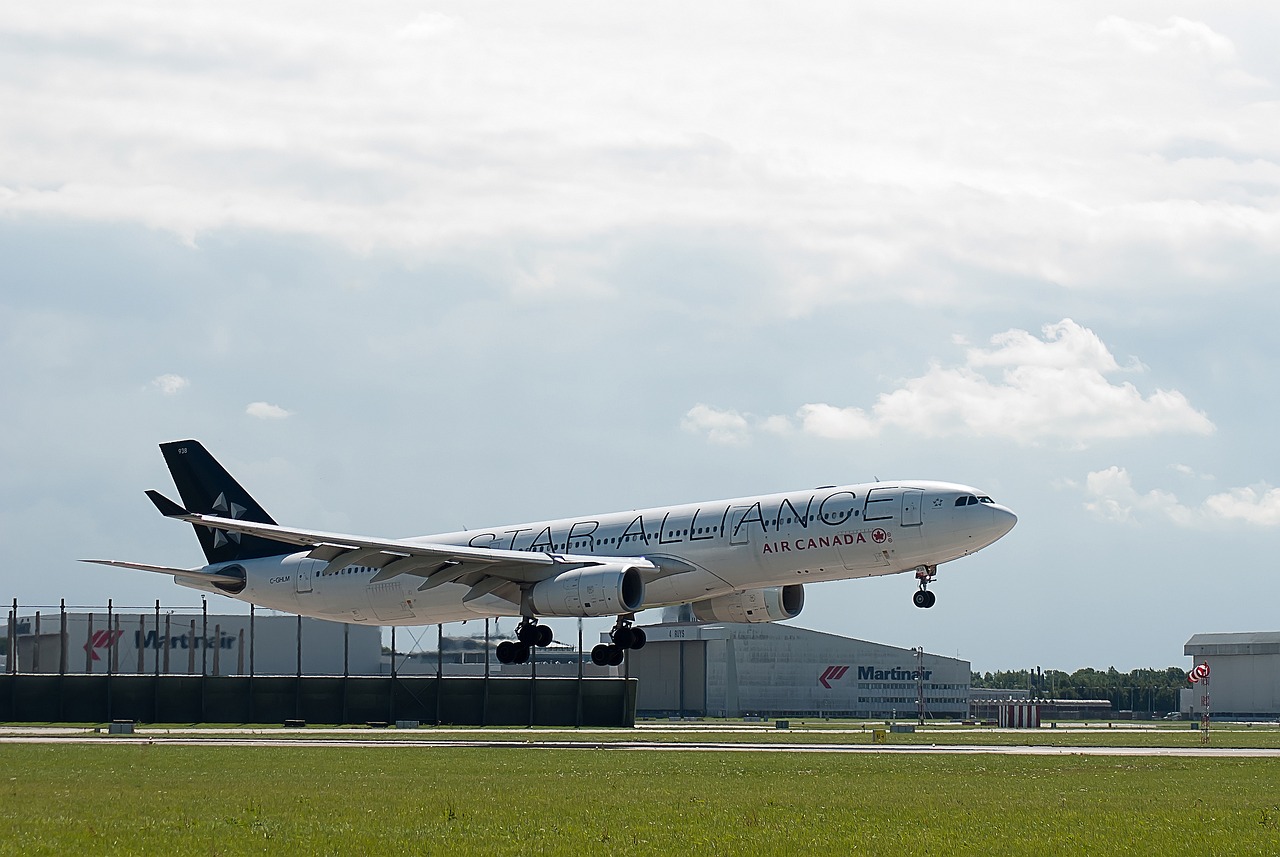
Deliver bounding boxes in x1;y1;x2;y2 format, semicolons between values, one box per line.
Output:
85;440;1017;667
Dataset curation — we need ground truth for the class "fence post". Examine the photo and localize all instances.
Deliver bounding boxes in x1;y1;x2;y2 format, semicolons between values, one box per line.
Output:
482;619;490;727
435;624;443;726
59;599;67;676
389;626;396;724
106;599;114;721
295;614;302;721
248;604;255;724
576;618;583;729
6;599;14;674
341;622;349;725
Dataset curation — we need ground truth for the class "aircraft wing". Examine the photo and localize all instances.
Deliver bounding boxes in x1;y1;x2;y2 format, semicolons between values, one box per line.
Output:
142;490;642;589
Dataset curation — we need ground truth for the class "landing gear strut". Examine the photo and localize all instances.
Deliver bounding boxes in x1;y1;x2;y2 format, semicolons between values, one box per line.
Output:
496;617;554;664
591;615;646;667
912;565;937;609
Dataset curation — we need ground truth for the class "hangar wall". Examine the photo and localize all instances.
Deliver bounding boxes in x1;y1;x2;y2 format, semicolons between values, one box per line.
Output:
1184;632;1280;719
629;622;970;718
8;612;382;676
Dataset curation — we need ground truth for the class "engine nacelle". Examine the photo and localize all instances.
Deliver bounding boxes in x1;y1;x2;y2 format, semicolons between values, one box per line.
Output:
528;563;646;617
690;584;804;624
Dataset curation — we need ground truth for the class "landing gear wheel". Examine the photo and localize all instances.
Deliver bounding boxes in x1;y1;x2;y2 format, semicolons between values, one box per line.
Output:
912;565;938;609
612;626;635;649
591;644;613;666
607;645;625;667
516;618;553;647
629;627;646;650
511;641;531;664
496;640;517;664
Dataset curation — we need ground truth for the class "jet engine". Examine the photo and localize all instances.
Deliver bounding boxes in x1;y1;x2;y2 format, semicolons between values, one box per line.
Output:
528;563;646;617
690;584;804;624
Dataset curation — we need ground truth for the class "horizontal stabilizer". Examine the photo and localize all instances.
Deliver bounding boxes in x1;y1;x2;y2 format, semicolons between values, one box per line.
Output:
81;559;244;586
146;489;189;517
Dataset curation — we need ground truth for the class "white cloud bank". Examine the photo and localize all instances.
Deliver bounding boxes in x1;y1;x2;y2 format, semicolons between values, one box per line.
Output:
1085;466;1280;527
245;402;291;420
1;5;1277;303
685;320;1214;447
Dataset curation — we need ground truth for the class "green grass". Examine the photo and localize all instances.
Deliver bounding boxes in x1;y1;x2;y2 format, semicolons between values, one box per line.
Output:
1;744;1278;855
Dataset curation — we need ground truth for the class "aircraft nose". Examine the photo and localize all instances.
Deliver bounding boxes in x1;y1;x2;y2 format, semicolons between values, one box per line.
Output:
990;505;1017;539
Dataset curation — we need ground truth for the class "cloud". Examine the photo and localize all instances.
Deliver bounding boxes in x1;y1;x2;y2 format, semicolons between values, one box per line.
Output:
682;404;750;446
1083;466;1193;525
1097;17;1236;62
245;401;291;420
1085;467;1280;527
150;373;188;395
1202;486;1280;527
1;6;1277;305
686;320;1215;447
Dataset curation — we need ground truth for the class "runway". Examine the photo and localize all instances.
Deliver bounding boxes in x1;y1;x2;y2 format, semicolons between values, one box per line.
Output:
2;730;1278;758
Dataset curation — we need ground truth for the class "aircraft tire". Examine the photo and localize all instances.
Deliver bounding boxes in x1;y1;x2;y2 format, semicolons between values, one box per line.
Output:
612;626;634;649
629;627;646;650
923;590;936;608
496;640;516;664
512;642;531;664
607;645;625;667
517;623;538;645
912;590;929;608
592;644;612;666
536;624;554;647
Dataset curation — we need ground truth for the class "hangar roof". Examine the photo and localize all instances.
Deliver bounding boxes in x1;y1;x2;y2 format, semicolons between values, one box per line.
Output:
1185;631;1280;657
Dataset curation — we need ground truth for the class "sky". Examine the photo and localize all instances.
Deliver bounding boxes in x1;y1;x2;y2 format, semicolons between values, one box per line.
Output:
3;2;1278;672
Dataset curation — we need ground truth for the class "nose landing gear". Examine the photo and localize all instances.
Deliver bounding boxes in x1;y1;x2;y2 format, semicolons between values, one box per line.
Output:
912;565;937;609
591;615;646;667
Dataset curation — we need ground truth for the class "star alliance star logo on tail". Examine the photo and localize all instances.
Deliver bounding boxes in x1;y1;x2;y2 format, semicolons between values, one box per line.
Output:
208;492;245;548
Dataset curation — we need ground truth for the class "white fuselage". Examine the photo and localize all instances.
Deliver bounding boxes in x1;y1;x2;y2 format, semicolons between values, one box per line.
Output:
182;480;1016;625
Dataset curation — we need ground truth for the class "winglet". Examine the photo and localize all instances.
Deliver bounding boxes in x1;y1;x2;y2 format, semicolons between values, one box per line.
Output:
146;489;190;518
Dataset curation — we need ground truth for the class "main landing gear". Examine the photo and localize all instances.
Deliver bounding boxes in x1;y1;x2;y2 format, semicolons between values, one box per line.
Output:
591;616;646;667
912;565;937;609
495;617;555;664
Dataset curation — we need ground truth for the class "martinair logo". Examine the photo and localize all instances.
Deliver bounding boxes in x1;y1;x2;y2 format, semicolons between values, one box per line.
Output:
818;665;850;688
83;630;124;661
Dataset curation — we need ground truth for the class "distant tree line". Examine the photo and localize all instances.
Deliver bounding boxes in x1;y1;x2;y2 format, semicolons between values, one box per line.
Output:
971;667;1189;713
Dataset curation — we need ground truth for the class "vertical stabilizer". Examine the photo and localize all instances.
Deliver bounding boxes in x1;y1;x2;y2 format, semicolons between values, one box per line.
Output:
159;440;296;564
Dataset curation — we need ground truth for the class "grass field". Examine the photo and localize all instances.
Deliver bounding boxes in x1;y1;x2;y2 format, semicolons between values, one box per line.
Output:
2;743;1278;855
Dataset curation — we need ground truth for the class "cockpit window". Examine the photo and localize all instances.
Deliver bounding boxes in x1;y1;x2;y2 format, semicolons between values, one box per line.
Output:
955;495;976;506
977;496;993;504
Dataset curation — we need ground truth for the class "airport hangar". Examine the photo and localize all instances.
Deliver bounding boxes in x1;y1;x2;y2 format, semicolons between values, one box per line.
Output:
625;622;970;719
1183;632;1280;720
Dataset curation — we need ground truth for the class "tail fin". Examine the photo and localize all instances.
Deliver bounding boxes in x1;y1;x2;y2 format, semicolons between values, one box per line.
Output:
160;440;296;564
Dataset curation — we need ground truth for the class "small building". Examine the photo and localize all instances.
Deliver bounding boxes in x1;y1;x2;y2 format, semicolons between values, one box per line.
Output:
1183;632;1280;720
627;622;970;719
